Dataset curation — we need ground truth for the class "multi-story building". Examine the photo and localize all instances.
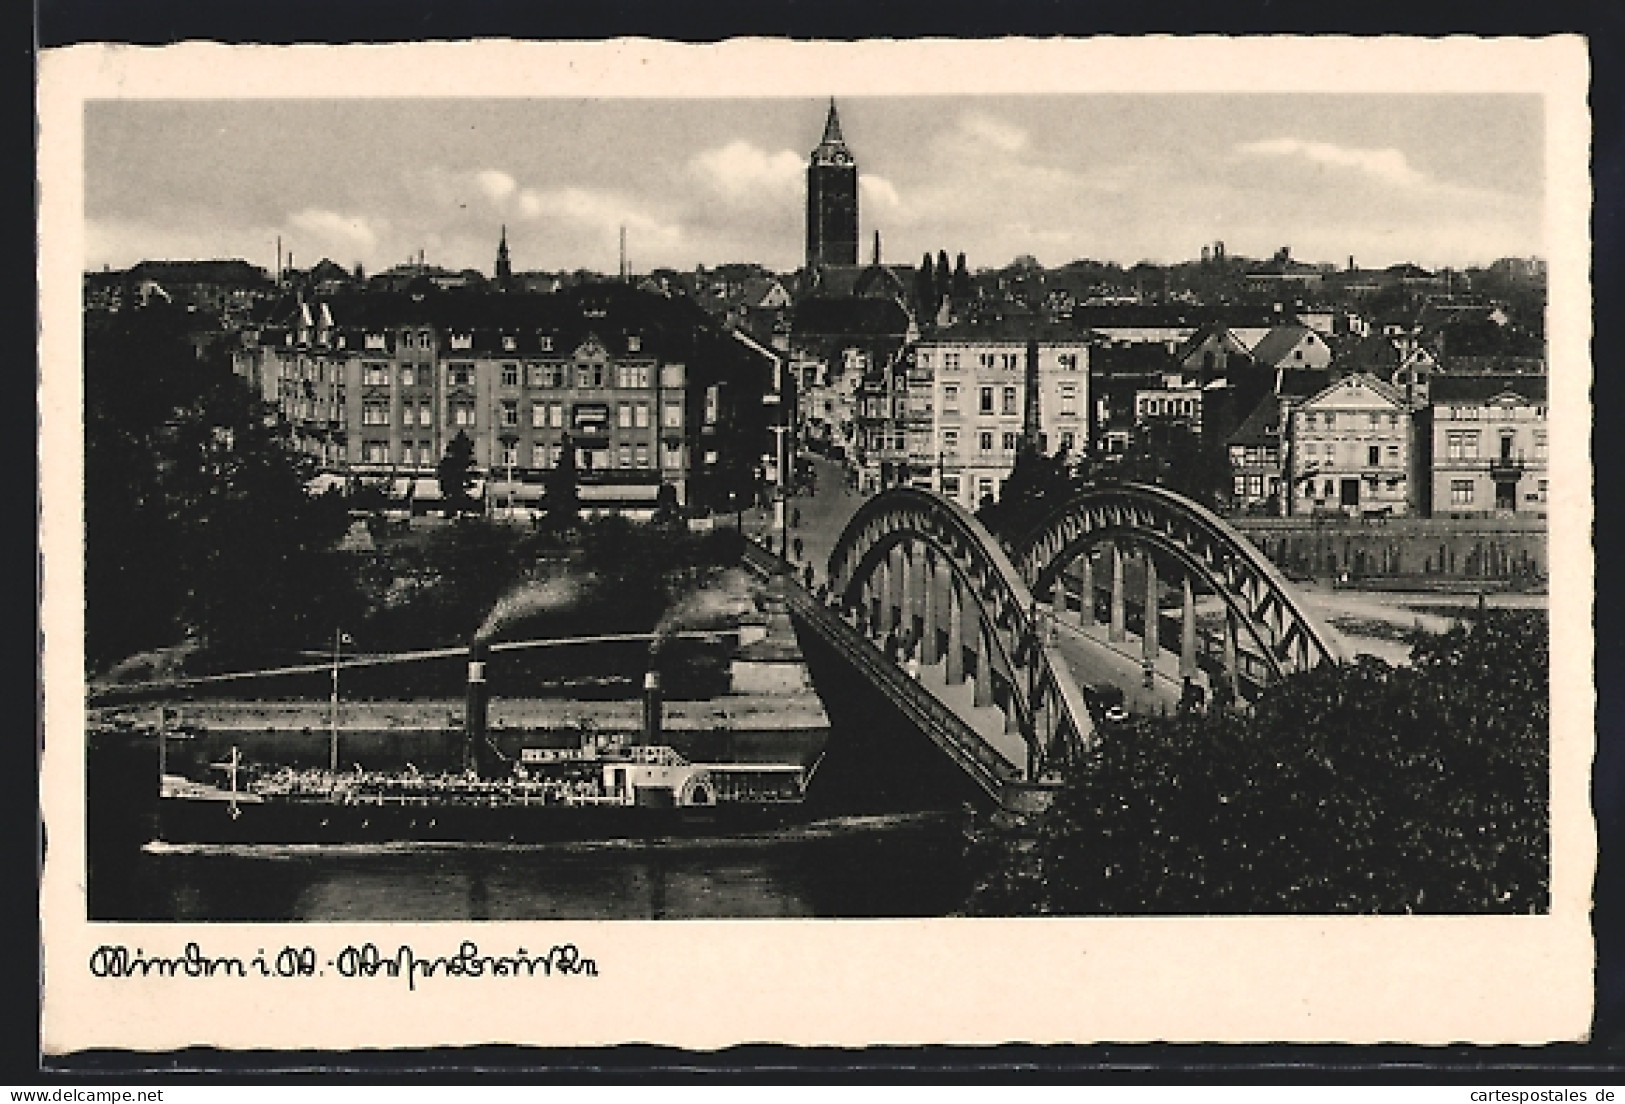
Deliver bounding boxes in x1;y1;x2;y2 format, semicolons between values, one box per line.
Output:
233;283;778;515
1421;375;1548;518
1286;372;1416;517
1225;396;1286;515
915;326;1089;511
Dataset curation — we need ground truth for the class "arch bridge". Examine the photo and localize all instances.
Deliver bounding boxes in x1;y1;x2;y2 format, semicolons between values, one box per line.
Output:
814;483;1346;810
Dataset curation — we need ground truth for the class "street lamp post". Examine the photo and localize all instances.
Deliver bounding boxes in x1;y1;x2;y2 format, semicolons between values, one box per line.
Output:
328;628;349;773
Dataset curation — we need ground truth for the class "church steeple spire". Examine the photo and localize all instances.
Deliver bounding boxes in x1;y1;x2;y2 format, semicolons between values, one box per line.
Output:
495;224;512;286
822;98;844;144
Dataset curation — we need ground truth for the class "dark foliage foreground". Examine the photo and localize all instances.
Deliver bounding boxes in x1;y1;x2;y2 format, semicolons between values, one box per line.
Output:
969;610;1549;914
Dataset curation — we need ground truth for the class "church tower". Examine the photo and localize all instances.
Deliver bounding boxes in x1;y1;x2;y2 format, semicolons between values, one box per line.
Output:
806;99;859;271
494;225;513;288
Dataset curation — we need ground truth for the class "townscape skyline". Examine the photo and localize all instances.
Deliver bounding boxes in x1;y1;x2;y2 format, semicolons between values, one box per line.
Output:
85;94;1545;277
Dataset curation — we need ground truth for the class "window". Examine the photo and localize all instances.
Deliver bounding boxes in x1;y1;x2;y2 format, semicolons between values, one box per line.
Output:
1305;412;1317;428
660;363;685;387
1002;432;1019;451
663;401;683;429
942;475;961;497
1535;433;1548;461
447;333;469;350
502;335;518;352
1002;354;1020;370
619;444;633;468
449;363;473;387
918;352;932;369
1451;479;1475;506
635;444;650;468
618;403;632;429
501;363;519;387
979;431;994;452
1060;431;1075;450
1386;444;1400;463
1537;479;1548;503
1389;413;1399;428
977;477;994;503
418;404;432;427
1234;475;1248;497
943;385;960;413
1464;433;1479;460
1324;412;1336;429
662;441;683;470
1447;432;1465;461
501;400;519;428
364;333;387;351
634;403;650;429
402;404;416;427
548;363;568;388
532;443;552;468
453;402;476;427
549;403;564;429
363;363;388;386
400;364;416;387
979;353;996;369
364;442;387;464
1058;353;1079;371
944;352;960;370
527;363;548;387
500;443;518;468
1368;445;1380;467
942;428;960;452
1248;475;1263;497
532;401;548;429
1059;384;1077;416
361;403;389;426
579;363;605;388
539;334;555;352
704;386;720;426
1001;386;1018;415
979;386;995;414
626;335;642;353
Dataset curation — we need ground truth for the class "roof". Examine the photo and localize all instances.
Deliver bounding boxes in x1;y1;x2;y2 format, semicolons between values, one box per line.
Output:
1335;334;1401;372
792;296;912;337
1091;343;1182;377
125;259;271;286
1226;395;1282;447
1428;374;1548;404
1277;367;1332;398
1248;324;1320;368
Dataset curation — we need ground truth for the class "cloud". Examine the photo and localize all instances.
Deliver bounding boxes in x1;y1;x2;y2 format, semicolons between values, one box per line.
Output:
686;140;803;202
475;170;517;204
287;208;386;256
1236;137;1428;188
956;113;1029;154
516;186;682;249
860;174;904;215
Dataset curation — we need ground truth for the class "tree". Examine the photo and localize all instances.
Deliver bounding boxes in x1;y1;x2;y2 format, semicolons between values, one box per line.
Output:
84;305;355;667
936;250;953;303
544;431;580;530
952;253;972;303
437;430;476;513
975;442;1080;545
651;481;681;527
915;253;936;317
971;611;1550;915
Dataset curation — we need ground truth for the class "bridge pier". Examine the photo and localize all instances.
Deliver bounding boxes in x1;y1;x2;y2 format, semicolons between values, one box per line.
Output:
1109;543;1126;642
1143;551;1160;665
1180;574;1198;679
946;575;965;685
1077;553;1093;626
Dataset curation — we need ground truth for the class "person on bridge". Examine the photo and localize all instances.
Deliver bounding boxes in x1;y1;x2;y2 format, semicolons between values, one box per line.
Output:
803;563;815;589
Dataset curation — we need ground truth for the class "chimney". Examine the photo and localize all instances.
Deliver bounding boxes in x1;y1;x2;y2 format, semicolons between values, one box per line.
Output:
464;639;489;776
641;668;662;746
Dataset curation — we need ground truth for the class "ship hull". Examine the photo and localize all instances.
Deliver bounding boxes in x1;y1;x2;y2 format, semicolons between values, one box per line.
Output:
156;794;804;846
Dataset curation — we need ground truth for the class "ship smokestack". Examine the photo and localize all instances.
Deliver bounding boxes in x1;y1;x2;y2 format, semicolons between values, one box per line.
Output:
464;639;489;776
642;668;662;746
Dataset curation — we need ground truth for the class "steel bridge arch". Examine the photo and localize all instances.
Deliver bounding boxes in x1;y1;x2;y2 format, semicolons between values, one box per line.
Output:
1012;482;1348;681
827;486;1095;778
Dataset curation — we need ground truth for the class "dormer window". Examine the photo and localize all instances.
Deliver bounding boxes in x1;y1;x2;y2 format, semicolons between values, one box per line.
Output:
626;334;642;353
539;334;555;352
364;332;387;351
502;334;518;352
450;333;473;350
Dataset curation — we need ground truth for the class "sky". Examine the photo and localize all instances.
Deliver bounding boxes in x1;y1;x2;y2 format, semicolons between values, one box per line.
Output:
83;94;1544;276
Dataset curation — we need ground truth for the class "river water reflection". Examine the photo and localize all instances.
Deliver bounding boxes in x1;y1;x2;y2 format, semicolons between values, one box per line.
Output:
93;812;976;922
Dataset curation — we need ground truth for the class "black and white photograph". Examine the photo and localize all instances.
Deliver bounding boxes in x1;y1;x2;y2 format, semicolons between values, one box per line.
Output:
39;36;1595;1050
